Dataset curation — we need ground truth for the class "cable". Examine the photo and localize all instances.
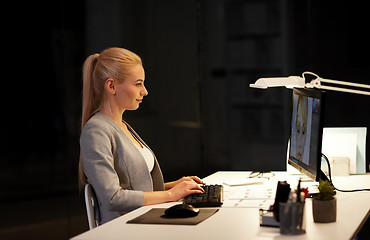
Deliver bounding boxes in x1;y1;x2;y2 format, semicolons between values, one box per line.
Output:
321;153;370;192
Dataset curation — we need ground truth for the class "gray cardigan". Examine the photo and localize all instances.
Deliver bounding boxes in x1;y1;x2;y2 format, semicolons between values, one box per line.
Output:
80;112;165;224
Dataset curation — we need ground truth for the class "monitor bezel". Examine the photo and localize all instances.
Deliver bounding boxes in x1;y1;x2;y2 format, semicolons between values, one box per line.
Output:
288;87;326;182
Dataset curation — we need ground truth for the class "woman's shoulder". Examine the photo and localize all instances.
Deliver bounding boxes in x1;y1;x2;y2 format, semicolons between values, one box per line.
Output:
82;112;120;135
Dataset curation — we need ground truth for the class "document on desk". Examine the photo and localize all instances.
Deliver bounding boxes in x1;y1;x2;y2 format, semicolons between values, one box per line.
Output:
223;199;274;208
222;184;275;209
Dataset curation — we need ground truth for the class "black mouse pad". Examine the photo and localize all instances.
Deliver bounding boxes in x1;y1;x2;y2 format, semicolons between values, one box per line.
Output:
127;208;219;225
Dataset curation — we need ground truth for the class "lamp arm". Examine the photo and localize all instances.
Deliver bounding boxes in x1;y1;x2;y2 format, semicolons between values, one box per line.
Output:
320;78;370;89
308;77;370;96
318;85;370;96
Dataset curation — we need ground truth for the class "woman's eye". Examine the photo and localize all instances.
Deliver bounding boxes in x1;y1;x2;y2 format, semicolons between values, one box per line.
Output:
135;81;144;86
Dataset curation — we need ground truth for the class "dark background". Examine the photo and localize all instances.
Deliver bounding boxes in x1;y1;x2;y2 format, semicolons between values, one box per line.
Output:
1;0;369;239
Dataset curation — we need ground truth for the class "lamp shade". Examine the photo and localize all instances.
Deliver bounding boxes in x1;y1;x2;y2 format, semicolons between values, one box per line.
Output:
249;76;305;89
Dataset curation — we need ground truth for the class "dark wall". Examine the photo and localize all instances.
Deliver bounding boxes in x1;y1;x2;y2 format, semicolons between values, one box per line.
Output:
1;1;85;198
1;1;87;239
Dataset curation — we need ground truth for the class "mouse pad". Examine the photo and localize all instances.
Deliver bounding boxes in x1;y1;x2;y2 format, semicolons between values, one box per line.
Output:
127;208;219;225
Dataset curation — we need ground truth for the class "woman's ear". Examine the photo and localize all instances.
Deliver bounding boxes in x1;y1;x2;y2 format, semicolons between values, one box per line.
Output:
105;78;116;95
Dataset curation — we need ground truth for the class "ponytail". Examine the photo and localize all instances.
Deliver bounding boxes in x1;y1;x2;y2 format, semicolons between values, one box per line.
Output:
79;53;99;186
81;53;100;128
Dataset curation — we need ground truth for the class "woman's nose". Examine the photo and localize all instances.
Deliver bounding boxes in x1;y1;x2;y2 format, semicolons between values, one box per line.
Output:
142;86;148;96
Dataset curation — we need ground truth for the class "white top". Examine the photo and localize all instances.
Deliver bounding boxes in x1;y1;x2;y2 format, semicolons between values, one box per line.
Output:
135;144;154;172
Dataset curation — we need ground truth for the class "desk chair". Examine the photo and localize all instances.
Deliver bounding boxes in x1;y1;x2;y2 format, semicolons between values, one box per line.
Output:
84;183;100;229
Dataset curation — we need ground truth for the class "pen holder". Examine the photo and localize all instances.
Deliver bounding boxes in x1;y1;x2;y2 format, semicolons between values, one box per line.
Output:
279;202;306;235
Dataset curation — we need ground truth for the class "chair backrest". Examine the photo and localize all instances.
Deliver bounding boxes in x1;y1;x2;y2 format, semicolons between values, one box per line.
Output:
84;183;100;229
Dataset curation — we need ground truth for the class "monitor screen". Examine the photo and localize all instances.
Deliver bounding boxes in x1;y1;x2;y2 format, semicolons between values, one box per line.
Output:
288;88;326;181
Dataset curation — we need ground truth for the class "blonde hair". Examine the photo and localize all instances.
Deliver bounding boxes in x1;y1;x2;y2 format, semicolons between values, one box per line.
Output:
79;47;142;185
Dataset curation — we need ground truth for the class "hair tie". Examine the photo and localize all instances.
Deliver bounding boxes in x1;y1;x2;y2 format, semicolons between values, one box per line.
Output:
92;53;100;69
93;53;100;60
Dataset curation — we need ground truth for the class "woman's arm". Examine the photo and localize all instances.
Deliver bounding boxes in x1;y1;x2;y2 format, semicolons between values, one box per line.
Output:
144;178;204;205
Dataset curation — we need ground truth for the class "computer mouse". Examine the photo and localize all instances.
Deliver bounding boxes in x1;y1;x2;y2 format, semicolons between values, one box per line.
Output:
164;204;200;218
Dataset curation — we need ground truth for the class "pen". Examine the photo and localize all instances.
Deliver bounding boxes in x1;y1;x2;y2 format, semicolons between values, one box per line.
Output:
296;179;301;202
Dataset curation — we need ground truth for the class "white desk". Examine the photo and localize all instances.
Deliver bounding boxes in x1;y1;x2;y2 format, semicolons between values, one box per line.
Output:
72;171;370;240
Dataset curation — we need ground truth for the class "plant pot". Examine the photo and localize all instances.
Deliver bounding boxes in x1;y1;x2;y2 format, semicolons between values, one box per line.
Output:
312;197;337;223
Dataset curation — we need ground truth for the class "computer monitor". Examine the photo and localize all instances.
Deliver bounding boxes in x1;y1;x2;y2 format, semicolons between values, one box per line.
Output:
288;88;328;181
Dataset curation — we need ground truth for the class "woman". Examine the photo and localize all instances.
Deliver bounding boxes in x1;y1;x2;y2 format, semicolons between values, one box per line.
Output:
79;47;204;225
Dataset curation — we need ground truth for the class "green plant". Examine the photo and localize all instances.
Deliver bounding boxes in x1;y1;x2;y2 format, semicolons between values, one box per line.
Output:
314;180;335;201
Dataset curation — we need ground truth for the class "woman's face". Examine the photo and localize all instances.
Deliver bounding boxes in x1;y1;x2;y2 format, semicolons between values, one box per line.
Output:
295;113;307;160
295;97;308;160
115;64;148;111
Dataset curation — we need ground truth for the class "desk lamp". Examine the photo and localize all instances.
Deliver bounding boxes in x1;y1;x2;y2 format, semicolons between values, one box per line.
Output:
250;71;370;96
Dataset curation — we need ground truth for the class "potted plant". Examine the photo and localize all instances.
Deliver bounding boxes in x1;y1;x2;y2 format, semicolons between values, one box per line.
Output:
312;180;336;223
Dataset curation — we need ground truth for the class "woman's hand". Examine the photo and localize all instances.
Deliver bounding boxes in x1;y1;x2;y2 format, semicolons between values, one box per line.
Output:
165;176;205;190
176;176;205;186
144;176;205;205
167;178;204;202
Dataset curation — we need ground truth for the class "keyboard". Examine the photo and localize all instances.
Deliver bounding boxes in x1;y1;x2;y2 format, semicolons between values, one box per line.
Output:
183;184;224;207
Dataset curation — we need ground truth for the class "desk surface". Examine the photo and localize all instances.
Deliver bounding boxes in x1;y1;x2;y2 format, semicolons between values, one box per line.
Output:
72;171;370;240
